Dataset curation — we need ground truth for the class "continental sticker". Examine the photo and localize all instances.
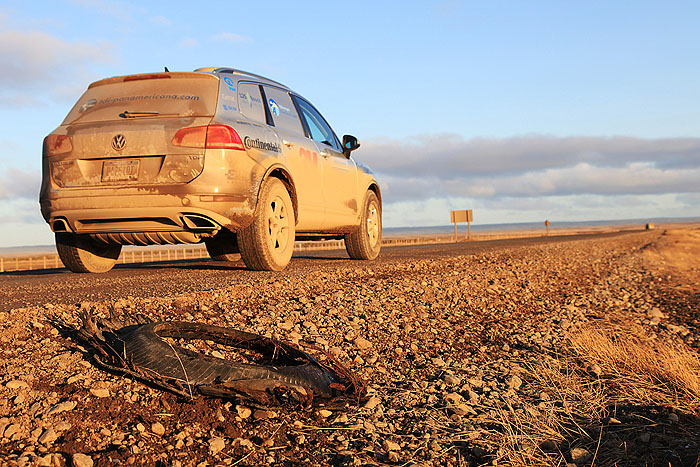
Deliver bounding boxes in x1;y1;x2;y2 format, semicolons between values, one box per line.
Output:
244;136;281;153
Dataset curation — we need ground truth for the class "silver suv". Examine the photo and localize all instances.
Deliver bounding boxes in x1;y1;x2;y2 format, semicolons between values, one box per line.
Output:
40;67;381;272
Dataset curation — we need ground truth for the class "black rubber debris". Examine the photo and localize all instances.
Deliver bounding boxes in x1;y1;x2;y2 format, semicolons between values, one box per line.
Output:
75;313;365;406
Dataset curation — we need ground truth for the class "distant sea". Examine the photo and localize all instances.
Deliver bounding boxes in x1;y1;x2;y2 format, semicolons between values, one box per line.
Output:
1;216;698;256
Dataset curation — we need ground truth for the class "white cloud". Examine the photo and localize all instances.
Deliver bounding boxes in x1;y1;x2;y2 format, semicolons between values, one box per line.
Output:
0;167;41;200
68;0;145;21
359;134;700;203
212;32;252;43
0;29;114;107
180;37;199;48
356;133;700;227
150;15;171;25
381;193;699;228
361;134;700;178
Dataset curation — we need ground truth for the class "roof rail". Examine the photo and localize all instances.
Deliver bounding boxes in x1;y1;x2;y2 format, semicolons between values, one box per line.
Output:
194;67;288;89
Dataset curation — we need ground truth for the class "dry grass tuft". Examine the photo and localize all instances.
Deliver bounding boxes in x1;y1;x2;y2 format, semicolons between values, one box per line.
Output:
493;327;700;465
569;328;700;413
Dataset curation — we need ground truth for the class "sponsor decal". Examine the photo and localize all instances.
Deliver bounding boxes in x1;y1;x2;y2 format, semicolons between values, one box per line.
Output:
279;103;294;116
222;76;236;92
222;94;236;101
268;98;280;116
223;104;237;111
239;92;262;108
299;147;319;164
243;136;281;153
80;98;97;113
96;95;200;105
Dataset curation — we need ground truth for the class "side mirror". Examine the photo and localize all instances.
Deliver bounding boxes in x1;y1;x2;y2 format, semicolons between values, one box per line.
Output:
342;134;360;157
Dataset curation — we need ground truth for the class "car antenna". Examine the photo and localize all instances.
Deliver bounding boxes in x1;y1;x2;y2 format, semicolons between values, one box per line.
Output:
164;66;170;72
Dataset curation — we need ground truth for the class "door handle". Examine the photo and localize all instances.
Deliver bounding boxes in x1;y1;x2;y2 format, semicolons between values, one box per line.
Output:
282;140;294;148
320;150;331;158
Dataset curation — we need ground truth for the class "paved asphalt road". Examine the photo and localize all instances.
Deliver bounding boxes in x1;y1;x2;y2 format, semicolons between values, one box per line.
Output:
0;230;643;311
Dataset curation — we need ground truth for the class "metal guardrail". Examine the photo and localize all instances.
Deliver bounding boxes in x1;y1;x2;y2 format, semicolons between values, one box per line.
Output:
0;237;459;273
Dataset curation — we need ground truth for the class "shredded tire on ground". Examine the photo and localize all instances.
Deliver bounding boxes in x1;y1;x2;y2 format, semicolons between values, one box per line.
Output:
76;313;364;406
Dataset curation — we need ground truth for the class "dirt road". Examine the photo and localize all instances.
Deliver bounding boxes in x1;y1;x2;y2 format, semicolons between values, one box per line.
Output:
1;231;639;311
1;229;698;466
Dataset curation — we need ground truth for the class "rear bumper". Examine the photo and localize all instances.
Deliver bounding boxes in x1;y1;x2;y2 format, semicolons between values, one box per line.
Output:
40;191;255;242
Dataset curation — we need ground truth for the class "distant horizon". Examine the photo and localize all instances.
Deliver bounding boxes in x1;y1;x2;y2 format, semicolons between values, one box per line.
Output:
2;215;697;255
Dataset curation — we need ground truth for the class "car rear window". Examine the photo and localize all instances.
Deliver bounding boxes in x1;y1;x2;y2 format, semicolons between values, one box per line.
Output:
62;73;219;124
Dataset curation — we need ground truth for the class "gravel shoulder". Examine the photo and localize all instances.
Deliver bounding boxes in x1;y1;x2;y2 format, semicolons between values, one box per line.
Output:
1;228;698;466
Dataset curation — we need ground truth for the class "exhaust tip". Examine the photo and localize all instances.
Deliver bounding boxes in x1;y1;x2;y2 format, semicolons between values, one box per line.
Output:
52;218;70;232
181;214;218;231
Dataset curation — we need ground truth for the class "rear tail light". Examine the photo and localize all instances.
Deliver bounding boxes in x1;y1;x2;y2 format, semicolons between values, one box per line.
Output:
172;125;244;150
43;134;72;156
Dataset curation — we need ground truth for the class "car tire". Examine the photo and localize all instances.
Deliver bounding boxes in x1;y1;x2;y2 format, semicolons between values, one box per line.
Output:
205;232;240;262
55;233;122;273
345;190;381;260
237;178;295;271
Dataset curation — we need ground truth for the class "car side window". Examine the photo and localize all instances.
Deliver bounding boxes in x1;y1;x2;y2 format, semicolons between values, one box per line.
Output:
262;86;303;135
237;82;266;124
293;96;341;151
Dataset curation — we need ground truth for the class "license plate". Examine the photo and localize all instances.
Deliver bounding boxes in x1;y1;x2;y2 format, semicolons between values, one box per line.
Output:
102;160;139;182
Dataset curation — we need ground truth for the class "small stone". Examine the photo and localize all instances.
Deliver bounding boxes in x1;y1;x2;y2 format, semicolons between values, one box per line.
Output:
468;390;480;404
445;392;464;405
236;406;252;419
540;440;557;451
587;364;602;378
38;428;58;444
506;375;523;390
354;337;372;350
647;308;665;320
318;409;332;418
151;422;165;436
5;380;29;389
295;434;306;445
209;437;225;455
55;421;72;432
3;423;20;438
387;451;400;462
570;447;591;464
431;357;446;367
72;453;94;467
237;438;254;449
253;409;274;420
383;439;400;451
450;403;475;416
444;374;460;385
47;401;77;416
90;388;110;398
364;396;381;410
668;413;679;423
136;423;145;433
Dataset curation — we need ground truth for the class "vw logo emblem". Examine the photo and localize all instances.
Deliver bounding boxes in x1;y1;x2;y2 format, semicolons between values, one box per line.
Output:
111;134;127;151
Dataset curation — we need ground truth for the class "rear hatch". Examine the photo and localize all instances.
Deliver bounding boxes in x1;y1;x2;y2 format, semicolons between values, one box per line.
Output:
50;72;219;188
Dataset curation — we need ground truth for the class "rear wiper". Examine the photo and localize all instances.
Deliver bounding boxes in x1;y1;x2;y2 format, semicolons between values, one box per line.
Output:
119;111;159;118
119;111;179;118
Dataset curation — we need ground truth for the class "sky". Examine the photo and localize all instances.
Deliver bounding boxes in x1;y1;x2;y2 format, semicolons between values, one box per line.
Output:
1;0;699;247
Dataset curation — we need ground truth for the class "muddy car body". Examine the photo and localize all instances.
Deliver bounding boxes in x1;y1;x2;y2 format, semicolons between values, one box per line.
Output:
40;67;382;272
